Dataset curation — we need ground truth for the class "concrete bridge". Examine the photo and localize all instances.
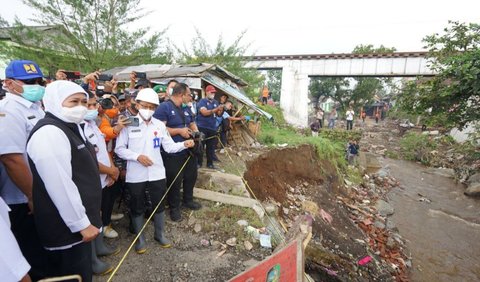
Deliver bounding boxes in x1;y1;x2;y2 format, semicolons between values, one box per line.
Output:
244;51;435;127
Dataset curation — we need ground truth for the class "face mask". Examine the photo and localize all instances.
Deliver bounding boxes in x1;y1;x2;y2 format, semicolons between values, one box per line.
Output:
21;84;45;102
105;108;119;119
139;109;154;120
61;105;88;124
182;103;187;108
84;109;98;121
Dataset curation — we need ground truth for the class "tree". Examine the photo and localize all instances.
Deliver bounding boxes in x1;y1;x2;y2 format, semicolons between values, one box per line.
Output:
397;21;480;129
176;29;263;100
0;0;170;75
309;77;350;110
265;70;281;101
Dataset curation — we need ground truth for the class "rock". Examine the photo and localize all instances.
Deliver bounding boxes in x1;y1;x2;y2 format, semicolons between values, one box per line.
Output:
244;240;253;251
194;223;202;233
344;179;353;186
376;169;389;178
385;219;396;231
386;237;396;249
237;152;243;157
303;181;309;187
464;183;480;197
374;220;386;229
187;217;196;226
429;130;439;135
264;203;277;214
376;200;395;216
226;237;237;246
237;220;248;227
282;207;289;215
196;170;248;196
467;173;480;185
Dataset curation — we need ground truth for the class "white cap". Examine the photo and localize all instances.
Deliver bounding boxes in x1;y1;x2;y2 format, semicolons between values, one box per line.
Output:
135;88;159;105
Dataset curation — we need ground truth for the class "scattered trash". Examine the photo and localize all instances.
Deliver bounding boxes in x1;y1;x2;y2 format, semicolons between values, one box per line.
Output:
358;255;373;266
277;143;288;148
200;239;210;246
245;226;261;240
320;209;333;224
259;234;272;248
323;267;338;276
418;197;431;203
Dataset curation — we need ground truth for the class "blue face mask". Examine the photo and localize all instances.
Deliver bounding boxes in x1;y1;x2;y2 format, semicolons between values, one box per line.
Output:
18;84;45;102
21;84;45;102
84;109;99;121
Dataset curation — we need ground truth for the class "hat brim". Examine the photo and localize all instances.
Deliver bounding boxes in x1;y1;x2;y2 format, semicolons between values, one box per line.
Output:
9;74;43;80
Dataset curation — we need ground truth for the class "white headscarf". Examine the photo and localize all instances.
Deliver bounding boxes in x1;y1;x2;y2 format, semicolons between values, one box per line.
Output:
43;80;87;123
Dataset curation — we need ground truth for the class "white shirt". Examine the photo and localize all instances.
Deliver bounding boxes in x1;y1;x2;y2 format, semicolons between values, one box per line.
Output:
0;197;30;281
0;93;44;204
27;125;91;241
83;120;110;188
115;116;187;183
346;110;355;121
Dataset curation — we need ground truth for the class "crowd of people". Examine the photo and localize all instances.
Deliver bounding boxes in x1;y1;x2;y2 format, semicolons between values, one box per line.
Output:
0;59;244;282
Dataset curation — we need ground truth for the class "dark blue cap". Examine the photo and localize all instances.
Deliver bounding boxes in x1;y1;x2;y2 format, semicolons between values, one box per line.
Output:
5;60;44;80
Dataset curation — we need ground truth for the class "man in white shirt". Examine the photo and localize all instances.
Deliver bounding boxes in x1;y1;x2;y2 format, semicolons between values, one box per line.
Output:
115;88;194;254
83;91;120;275
346;107;355;130
0;59;48;280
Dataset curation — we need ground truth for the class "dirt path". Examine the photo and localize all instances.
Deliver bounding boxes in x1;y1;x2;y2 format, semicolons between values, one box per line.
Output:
380;157;480;281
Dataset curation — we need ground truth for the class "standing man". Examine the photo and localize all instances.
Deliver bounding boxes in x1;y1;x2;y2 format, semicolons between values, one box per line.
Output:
153;83;202;222
0;59;48;280
316;108;324;129
261;85;269;105
346;107;355;130
328;108;337;129
115;88;194;253
196;85;223;169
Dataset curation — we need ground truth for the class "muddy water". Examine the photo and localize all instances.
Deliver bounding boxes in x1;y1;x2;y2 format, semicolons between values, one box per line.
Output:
380;158;480;282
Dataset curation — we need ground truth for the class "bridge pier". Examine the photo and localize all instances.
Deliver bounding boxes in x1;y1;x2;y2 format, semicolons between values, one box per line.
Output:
280;67;309;127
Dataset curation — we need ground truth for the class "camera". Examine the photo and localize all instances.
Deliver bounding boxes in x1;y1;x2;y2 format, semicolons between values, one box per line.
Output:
98;73;113;81
135;72;147;79
190;131;205;142
97;97;114;109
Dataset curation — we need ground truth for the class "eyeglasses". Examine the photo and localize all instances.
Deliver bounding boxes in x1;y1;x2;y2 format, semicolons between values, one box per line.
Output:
18;78;45;86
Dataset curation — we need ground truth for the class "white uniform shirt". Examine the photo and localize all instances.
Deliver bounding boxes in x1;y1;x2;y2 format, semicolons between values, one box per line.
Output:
83;120;110;188
115;116;187;183
0;93;44;204
0;197;30;281
346;110;355;121
27;124;90;248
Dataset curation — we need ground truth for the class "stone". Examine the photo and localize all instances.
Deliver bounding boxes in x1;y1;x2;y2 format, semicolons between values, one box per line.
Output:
237;152;243;157
376;169;389;178
385;219;396;231
376;200;395;216
386;237;396;249
194;223;202;233
282;207;289;215
467;173;480;185
264;203;277;214
237;220;248;227
464;183;480;197
244;240;253;251
195;170;248;196
226;237;237;246
374;220;386;229
344;179;353;186
429;130;439;135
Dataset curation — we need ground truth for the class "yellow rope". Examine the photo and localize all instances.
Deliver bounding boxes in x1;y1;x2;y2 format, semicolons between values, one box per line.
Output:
107;156;191;281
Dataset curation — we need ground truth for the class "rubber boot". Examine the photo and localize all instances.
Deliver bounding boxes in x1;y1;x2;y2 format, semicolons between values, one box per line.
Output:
131;216;147;254
95;230;120;257
91;242;113;275
154;212;171;248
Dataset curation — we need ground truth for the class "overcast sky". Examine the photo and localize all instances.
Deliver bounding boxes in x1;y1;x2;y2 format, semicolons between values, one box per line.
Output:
1;0;479;55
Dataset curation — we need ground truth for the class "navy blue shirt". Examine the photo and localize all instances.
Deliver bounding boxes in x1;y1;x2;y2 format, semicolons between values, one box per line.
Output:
196;98;219;130
154;100;194;142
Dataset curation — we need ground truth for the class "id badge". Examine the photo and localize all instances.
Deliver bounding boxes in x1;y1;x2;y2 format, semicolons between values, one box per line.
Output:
153;131;160;148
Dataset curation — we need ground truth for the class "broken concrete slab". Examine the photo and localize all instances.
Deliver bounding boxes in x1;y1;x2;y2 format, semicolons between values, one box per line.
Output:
424;167;455;178
193;188;264;218
196;169;249;197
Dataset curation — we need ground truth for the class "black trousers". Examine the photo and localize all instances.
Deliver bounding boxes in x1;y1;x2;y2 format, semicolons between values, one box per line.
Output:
9;203;48;281
101;181;121;226
198;127;217;166
347;120;353;130
127;179;166;217
45;242;92;282
164;153;198;210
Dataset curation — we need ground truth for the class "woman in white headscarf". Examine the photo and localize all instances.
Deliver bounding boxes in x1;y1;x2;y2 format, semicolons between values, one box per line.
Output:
26;80;102;282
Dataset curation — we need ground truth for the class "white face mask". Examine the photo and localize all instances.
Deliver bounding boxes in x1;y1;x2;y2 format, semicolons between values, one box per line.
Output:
139;109;154;120
61;105;88;124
